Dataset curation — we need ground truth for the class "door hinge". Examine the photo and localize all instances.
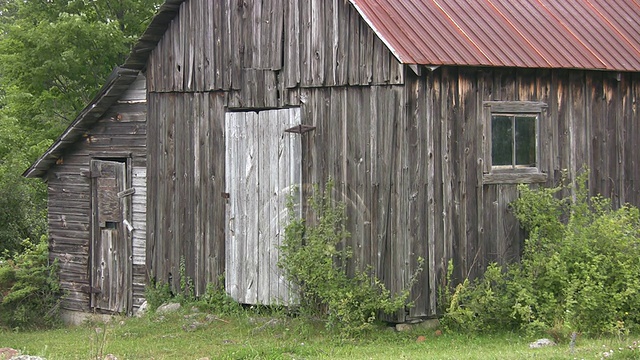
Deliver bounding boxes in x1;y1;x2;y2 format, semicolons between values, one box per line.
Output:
284;124;316;134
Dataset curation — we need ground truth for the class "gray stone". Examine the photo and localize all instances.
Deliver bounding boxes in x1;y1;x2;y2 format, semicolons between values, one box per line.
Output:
395;323;413;332
182;322;204;332
529;338;556;349
395;319;440;332
417;319;440;330
156;302;181;314
251;318;282;334
134;301;148;317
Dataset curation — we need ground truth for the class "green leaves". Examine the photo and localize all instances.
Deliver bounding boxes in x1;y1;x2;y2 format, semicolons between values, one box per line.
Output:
279;181;422;336
442;170;640;336
0;237;62;330
1;6;137;128
0;0;161;255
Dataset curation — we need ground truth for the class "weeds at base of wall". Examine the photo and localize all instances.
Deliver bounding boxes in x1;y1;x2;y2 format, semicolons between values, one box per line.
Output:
144;256;197;312
143;280;172;312
145;271;243;317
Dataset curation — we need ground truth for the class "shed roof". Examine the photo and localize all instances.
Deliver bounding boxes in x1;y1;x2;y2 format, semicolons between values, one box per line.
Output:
351;0;640;71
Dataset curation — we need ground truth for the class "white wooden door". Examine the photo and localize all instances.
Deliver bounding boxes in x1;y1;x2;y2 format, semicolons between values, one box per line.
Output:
225;108;301;305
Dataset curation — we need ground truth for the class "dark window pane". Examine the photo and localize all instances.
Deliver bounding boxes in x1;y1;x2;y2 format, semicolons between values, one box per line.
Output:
492;115;513;166
515;116;536;166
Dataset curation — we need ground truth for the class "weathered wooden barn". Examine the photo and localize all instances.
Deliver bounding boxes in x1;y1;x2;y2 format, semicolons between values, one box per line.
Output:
27;0;640;321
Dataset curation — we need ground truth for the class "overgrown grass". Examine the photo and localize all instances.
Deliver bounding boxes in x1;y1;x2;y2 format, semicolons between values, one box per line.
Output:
1;309;639;359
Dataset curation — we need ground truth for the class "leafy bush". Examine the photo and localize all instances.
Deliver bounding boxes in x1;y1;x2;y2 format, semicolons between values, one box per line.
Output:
196;276;243;316
144;257;197;311
441;262;523;333
0;236;62;330
279;181;422;336
441;171;640;336
143;279;172;312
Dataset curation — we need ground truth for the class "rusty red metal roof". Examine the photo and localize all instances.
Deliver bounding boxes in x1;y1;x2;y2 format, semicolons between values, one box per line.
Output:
350;0;640;71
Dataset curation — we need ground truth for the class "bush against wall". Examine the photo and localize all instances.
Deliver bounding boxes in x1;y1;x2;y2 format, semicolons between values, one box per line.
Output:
278;181;422;336
0;236;62;330
441;172;640;336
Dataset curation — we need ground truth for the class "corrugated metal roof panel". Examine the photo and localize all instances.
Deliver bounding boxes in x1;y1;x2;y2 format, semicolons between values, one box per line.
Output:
351;0;640;71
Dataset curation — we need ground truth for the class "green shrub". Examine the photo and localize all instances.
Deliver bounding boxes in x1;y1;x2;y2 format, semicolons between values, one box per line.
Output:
144;279;172;312
196;275;243;316
0;236;62;330
177;256;195;302
441;263;523;333
144;256;197;312
441;171;640;336
278;181;422;336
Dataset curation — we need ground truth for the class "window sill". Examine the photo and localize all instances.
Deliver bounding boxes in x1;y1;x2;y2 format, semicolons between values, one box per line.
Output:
483;171;547;185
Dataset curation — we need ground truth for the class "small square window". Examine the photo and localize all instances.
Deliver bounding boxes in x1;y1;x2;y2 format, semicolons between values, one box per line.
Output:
491;114;537;169
483;101;547;184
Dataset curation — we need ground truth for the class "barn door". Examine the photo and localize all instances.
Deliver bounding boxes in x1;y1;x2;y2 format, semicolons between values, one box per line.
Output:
90;159;132;313
225;108;301;305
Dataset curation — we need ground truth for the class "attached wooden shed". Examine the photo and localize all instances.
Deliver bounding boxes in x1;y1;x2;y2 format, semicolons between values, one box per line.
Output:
24;68;149;315
28;0;640;321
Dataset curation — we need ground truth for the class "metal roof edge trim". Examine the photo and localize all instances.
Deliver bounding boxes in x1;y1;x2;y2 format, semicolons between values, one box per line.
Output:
349;0;407;64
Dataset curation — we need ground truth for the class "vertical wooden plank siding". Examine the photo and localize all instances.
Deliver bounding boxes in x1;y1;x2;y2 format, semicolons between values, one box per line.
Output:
440;67;455;282
210;92;227;285
148;0;404;94
148;91;227;296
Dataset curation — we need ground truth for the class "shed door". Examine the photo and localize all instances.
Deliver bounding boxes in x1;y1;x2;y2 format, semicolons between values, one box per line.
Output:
90;159;132;313
225;108;301;305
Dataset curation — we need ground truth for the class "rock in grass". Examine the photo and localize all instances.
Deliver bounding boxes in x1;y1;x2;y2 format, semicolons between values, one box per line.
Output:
135;301;148;317
156;302;181;314
417;319;440;330
529;338;556;349
395;319;440;332
395;323;412;332
0;348;19;360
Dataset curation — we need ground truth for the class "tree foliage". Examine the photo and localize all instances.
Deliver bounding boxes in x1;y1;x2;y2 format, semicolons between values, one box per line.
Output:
0;0;161;254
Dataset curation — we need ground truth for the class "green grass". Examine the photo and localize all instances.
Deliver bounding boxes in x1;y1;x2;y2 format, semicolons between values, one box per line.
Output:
2;309;639;360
